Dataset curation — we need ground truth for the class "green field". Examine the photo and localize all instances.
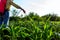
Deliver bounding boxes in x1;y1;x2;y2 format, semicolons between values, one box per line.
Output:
0;12;60;40
0;20;60;40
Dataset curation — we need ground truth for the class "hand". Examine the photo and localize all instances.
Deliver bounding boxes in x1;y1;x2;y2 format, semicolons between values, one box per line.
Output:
21;9;26;13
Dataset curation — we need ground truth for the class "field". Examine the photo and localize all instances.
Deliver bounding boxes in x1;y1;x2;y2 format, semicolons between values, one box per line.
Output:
0;19;60;40
0;12;60;40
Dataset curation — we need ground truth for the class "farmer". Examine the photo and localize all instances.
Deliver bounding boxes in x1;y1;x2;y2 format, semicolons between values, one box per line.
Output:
0;0;26;28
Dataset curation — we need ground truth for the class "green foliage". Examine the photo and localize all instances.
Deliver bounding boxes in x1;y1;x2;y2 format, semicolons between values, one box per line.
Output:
42;14;60;21
0;11;60;40
0;17;54;40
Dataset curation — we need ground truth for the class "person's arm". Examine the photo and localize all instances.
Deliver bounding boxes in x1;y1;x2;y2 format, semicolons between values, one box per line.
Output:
10;1;26;13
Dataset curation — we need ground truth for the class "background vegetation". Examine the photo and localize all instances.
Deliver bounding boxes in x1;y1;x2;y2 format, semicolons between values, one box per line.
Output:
0;10;60;40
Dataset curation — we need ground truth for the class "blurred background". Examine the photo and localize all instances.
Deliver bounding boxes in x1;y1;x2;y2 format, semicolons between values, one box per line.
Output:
10;0;60;17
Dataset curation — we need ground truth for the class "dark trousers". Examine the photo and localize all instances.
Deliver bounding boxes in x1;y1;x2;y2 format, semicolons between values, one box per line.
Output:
0;10;9;28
